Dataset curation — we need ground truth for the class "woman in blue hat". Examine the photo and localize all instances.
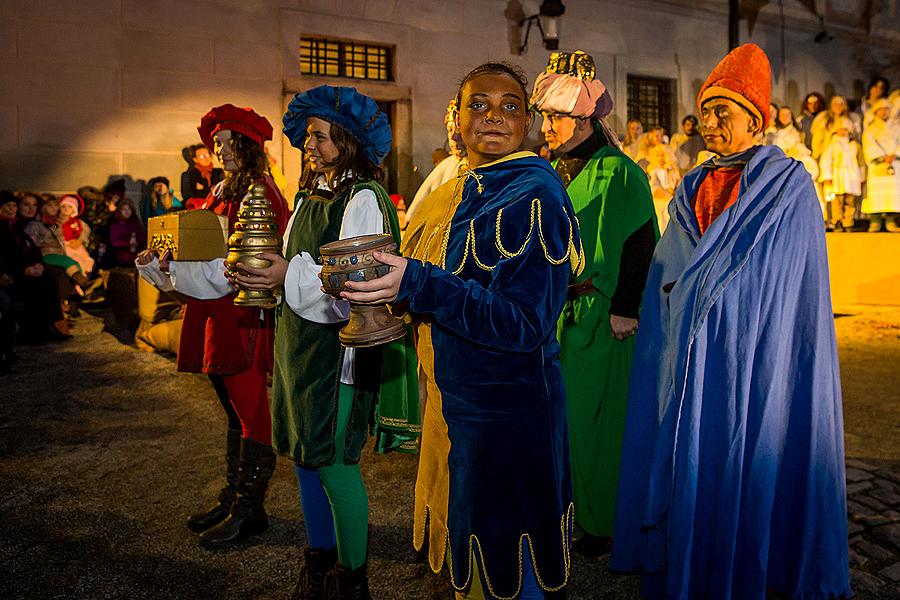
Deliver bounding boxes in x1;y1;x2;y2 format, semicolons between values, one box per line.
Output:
230;85;404;600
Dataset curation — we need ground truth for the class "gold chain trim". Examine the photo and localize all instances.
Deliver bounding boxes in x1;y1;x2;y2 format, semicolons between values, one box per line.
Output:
448;198;582;274
495;200;536;259
416;501;574;599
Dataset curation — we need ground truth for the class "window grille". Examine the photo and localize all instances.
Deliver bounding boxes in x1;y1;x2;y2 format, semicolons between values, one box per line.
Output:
626;75;675;134
300;37;393;81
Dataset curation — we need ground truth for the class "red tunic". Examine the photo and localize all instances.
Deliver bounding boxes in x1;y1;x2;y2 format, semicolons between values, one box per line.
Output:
693;166;742;236
176;176;289;375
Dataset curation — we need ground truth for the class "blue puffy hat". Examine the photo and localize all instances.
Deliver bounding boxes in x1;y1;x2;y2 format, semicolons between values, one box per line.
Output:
283;86;392;165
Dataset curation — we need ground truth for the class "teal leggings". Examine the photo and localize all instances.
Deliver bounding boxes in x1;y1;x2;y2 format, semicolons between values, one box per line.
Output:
294;384;369;569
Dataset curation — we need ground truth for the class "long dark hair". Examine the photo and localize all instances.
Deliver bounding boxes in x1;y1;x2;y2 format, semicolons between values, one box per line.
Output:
222;132;270;201
302;122;384;194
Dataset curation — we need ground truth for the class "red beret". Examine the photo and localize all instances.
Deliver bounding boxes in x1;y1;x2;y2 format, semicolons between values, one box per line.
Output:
198;104;273;150
698;43;771;129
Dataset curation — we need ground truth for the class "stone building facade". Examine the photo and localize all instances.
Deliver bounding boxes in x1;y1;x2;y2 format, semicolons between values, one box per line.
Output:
1;0;898;202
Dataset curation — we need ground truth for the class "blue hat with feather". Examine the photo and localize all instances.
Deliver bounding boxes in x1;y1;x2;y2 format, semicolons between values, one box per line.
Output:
283;86;392;165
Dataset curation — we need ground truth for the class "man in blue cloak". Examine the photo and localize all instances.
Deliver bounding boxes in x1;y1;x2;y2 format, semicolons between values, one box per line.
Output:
610;43;852;600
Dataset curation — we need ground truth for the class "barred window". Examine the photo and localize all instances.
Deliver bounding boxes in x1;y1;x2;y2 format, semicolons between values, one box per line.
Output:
300;37;393;81
627;75;674;134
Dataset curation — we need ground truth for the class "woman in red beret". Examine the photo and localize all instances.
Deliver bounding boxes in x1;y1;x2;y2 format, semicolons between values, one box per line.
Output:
136;104;289;547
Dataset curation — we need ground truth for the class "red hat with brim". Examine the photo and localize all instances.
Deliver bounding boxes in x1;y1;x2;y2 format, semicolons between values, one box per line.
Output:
198;104;273;150
698;43;772;130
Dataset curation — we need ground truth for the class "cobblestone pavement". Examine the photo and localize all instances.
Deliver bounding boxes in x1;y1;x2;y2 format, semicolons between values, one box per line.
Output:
0;305;898;599
844;459;900;598
835;307;900;598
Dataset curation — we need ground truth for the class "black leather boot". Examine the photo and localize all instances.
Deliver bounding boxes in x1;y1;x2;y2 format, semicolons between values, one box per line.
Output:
200;437;276;546
291;546;338;600
324;563;372;600
188;428;241;533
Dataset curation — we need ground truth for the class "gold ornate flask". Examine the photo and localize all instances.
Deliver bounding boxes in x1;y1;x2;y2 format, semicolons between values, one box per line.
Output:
224;183;282;308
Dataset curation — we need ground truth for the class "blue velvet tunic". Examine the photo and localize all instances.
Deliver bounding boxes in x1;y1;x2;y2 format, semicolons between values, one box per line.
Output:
397;152;583;598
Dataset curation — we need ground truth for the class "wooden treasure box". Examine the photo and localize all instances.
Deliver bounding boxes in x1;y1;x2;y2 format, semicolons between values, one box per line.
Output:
147;210;229;261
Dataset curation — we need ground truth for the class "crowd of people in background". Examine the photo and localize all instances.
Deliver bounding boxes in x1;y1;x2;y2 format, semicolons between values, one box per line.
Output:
0;143;242;373
613;76;900;234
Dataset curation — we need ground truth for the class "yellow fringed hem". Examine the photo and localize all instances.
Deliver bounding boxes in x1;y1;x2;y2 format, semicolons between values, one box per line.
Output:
413;501;575;600
443;198;586;276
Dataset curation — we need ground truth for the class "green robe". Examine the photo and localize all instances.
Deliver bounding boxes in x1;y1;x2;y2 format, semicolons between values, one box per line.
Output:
556;145;658;537
270;182;418;467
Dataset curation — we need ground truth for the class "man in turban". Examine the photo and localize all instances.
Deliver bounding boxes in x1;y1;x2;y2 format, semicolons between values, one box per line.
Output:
531;50;658;557
611;44;851;600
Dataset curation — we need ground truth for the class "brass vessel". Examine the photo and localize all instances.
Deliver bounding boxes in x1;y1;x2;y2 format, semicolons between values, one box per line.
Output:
224;183;282;308
319;233;407;348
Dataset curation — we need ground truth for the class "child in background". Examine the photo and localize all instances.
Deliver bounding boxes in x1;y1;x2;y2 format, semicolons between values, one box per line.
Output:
819;116;865;231
41;195;60;225
103;198;146;268
58;194;94;274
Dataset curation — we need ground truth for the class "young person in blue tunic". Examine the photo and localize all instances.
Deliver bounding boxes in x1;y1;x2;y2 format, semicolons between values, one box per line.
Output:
228;85;401;599
610;44;851;600
343;63;583;600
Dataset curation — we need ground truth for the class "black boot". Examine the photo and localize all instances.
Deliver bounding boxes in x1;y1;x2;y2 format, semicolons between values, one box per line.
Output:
325;563;372;600
291;546;338;600
188;428;241;533
200;437;276;546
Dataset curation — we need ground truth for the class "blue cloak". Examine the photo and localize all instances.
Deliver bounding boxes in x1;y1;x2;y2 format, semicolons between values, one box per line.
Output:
610;145;851;600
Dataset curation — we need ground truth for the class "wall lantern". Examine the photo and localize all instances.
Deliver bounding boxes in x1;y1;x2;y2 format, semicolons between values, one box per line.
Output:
519;1;566;53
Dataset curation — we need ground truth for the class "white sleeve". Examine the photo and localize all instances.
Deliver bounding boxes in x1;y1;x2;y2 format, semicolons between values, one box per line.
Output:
283;252;350;323
168;258;235;300
283;188;385;323
339;189;385;238
135;256;176;292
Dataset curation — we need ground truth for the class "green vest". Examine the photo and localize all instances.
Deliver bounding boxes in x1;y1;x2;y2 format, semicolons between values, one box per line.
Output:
271;181;405;467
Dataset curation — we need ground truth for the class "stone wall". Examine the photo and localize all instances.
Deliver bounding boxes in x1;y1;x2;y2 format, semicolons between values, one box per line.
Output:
1;0;897;202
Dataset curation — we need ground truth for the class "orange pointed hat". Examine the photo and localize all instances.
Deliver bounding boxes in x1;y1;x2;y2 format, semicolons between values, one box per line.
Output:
698;43;772;129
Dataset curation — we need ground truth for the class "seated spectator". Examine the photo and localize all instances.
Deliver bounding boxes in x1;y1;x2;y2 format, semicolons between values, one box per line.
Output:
19;193;101;302
180;144;224;209
58;194;94;275
0;191;69;345
142;176;183;221
99;198;146;268
83;179;126;256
